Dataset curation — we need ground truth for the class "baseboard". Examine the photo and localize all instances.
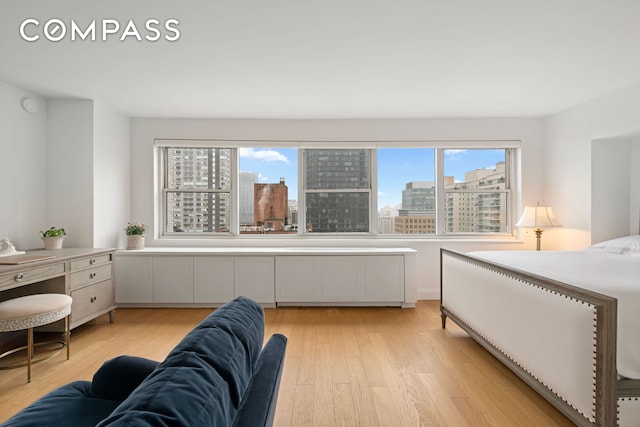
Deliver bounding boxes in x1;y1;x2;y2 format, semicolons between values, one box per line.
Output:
417;289;440;300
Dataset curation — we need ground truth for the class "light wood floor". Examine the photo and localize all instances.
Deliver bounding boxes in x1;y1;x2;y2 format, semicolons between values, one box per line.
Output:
0;301;574;426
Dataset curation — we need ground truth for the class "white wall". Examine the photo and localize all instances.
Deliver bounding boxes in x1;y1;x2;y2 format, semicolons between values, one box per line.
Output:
47;99;95;247
130;117;544;299
591;138;634;243
47;99;131;248
632;140;640;233
0;82;48;250
543;82;640;248
93;101;131;248
1;89;131;251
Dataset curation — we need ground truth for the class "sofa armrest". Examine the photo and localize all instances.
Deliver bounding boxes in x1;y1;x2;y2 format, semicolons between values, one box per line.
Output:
90;355;160;402
232;334;288;427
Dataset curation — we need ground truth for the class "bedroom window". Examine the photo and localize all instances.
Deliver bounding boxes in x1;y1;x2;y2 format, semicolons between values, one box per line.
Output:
158;141;517;237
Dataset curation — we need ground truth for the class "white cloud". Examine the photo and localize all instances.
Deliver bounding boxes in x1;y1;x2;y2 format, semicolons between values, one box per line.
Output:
239;148;289;163
444;149;468;160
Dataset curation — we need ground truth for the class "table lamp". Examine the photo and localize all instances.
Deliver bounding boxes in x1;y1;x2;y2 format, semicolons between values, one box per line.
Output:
515;202;561;250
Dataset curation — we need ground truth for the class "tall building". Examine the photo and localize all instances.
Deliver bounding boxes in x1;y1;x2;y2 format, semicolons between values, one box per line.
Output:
288;199;298;230
445;161;506;232
239;171;259;226
402;181;436;210
304;149;370;232
254;178;289;231
394;178;454;234
166;148;231;232
394;211;436;234
378;203;398;234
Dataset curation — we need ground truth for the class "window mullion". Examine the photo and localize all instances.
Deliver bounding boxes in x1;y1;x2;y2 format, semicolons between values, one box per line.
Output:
370;148;378;235
435;148;445;235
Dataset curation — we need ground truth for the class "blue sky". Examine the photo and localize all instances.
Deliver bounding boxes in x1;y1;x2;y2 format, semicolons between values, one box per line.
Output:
240;148;505;208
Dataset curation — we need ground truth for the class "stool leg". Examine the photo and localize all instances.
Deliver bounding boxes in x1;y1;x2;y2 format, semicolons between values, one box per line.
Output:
66;315;70;360
27;327;33;383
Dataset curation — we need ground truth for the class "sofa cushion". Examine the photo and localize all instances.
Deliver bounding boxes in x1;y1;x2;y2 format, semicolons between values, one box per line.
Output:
97;296;265;427
1;382;121;427
96;352;231;426
90;355;160;402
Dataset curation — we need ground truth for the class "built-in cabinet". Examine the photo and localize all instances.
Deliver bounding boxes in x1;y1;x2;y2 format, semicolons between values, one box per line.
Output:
116;254;276;305
275;255;404;303
115;248;416;308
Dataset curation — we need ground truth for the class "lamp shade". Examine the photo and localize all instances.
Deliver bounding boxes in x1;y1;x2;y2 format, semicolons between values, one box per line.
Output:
515;205;561;228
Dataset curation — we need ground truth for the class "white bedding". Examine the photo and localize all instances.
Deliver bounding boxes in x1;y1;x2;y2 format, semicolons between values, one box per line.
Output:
468;249;640;379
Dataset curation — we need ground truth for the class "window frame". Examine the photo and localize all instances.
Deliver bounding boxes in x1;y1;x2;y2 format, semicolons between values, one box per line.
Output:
157;140;238;237
155;139;520;239
436;147;515;236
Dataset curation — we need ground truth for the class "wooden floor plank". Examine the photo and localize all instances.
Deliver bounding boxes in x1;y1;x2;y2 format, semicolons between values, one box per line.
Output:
332;382;358;427
313;343;335;425
371;385;403;426
345;356;381;426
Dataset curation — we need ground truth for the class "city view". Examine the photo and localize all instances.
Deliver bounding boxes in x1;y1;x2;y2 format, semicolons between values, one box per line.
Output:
165;147;508;234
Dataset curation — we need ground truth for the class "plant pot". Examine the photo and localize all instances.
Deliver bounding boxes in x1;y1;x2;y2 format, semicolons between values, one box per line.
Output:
126;235;145;250
42;236;65;250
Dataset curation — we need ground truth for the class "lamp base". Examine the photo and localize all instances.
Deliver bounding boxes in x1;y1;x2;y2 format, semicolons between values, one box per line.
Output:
534;228;543;251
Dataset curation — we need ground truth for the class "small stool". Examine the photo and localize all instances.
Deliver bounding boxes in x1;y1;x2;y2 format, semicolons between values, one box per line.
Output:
0;294;72;382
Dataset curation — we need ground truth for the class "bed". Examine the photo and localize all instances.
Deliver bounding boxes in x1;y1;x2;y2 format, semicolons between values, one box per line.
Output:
440;235;640;427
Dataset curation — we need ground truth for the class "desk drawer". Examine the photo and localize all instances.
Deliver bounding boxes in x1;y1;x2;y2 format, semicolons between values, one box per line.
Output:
70;254;112;271
0;263;66;290
71;279;114;321
70;264;112;291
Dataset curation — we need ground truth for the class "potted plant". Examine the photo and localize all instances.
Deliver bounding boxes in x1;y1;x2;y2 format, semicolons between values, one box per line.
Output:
40;227;66;250
125;222;146;250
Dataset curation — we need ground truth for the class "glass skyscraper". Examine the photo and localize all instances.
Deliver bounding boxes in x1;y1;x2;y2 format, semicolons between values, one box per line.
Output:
304;149;370;233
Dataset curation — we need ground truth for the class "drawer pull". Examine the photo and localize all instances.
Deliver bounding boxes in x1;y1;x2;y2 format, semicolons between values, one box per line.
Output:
89;258;96;265
90;296;97;303
14;273;24;282
89;272;96;278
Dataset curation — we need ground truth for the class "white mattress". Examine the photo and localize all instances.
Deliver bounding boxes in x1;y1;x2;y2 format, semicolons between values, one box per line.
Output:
469;249;640;379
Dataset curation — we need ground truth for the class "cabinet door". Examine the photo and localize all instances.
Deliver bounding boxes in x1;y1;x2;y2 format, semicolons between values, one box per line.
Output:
154;256;194;303
359;256;404;301
115;256;153;303
194;257;234;303
276;256;316;301
319;256;358;300
235;257;274;303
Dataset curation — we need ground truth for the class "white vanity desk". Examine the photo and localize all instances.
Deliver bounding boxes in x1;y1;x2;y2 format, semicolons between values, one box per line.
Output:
115;247;417;308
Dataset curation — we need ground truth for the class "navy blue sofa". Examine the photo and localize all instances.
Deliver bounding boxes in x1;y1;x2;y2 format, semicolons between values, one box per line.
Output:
1;296;287;427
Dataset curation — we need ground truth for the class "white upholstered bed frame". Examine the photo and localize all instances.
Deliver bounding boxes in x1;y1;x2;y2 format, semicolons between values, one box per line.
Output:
440;248;640;427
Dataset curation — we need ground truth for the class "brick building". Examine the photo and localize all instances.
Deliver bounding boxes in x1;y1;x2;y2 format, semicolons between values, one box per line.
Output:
254;178;289;231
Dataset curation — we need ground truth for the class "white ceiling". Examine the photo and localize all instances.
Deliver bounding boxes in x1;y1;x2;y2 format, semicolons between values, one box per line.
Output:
2;0;640;119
